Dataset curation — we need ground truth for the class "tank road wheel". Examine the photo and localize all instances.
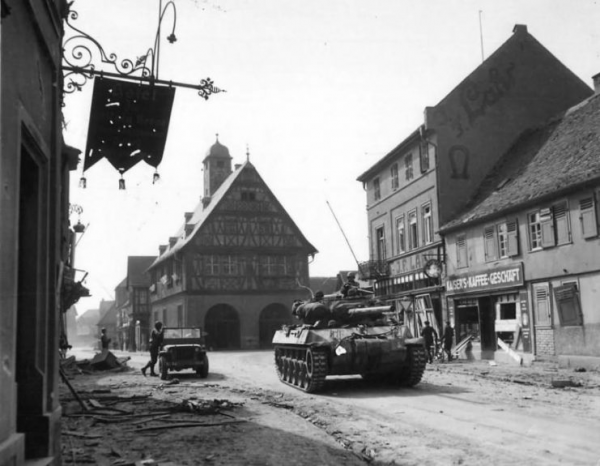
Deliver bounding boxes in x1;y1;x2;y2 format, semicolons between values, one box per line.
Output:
304;348;328;393
299;364;307;389
274;347;284;380
396;345;427;387
282;356;290;382
159;355;168;380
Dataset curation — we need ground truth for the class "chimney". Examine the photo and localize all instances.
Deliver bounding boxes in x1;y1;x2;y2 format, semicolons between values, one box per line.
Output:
513;24;527;35
184;212;193;222
235;164;242;170
202;196;212;209
593;73;600;94
169;236;178;247
185;224;194;237
159;245;167;255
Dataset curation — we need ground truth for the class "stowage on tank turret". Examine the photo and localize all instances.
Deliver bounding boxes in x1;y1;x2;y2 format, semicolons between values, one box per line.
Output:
272;292;427;393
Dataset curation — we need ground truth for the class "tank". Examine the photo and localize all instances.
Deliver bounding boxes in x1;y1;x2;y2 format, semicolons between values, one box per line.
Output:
272;292;427;393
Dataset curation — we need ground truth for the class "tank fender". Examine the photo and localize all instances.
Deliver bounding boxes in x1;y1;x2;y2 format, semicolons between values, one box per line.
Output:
405;337;426;346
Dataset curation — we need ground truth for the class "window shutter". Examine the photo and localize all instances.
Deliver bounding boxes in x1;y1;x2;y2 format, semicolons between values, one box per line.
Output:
506;218;519;256
457;235;467;268
553;284;583;326
419;141;430;173
553;203;570;244
580;197;598;239
483;226;496;261
534;284;551;326
540;208;555;247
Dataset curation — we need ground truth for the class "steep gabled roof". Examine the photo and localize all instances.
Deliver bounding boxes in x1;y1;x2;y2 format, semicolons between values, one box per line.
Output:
150;160;317;268
441;94;600;232
127;256;156;287
97;300;117;326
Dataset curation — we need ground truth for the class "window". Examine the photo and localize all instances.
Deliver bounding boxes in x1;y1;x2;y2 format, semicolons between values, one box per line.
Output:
579;197;598;238
529;211;543;250
376;227;386;260
241;191;256;201
405;154;413;181
395;215;406;254
373;178;381;201
529;203;571;250
221;255;238;275
419;140;430;173
554;283;582;326
205;255;220;275
456;234;468;268
497;223;508;258
408;210;418;250
484;219;519;261
422;203;433;245
391;164;399;190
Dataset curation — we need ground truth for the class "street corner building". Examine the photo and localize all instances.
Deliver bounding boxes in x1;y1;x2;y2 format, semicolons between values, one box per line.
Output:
146;138;318;349
1;0;82;464
356;24;598;367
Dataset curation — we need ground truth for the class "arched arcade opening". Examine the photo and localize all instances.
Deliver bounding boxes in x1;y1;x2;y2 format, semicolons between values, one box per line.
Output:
205;304;240;349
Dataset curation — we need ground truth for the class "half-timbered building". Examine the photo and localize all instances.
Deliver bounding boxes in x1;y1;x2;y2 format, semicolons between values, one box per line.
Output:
148;139;317;349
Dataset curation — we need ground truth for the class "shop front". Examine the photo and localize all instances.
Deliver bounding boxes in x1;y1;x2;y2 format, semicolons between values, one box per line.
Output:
445;263;533;362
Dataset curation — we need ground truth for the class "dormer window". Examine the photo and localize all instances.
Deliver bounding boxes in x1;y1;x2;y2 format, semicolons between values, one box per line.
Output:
241;191;256;201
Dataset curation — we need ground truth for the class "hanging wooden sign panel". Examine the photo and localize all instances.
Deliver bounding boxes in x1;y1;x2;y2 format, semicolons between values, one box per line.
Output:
83;77;176;174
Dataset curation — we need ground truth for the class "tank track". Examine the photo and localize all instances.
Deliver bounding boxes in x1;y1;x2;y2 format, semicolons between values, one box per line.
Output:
396;345;427;387
274;345;328;393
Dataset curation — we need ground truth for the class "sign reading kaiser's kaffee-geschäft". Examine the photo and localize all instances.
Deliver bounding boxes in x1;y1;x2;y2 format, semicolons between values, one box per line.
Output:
445;263;524;295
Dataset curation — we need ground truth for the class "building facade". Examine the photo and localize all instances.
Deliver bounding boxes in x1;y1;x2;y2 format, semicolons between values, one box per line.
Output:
441;85;600;367
148;140;317;349
356;25;592;342
0;1;80;463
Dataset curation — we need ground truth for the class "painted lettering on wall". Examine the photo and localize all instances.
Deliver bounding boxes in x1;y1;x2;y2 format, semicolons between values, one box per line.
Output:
446;263;523;295
459;63;516;126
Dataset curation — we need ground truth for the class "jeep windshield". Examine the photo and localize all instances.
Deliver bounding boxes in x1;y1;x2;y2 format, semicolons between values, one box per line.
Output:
163;328;202;339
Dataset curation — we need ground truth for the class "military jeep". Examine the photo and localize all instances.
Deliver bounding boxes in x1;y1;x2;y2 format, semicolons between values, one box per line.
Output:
158;327;209;380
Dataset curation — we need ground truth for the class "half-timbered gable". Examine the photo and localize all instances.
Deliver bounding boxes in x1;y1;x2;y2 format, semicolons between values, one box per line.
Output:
148;149;317;349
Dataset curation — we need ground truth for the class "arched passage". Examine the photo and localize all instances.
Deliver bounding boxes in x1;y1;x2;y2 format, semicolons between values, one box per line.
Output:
259;303;290;348
205;304;240;349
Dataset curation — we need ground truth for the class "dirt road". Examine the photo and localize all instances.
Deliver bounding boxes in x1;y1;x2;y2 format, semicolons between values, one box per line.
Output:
62;347;600;465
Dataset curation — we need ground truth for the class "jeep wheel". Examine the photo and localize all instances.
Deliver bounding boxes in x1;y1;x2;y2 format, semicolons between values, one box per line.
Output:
159;355;168;380
196;354;209;378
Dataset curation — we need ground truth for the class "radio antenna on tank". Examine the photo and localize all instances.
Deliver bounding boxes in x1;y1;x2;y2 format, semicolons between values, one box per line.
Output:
326;200;360;267
479;10;485;62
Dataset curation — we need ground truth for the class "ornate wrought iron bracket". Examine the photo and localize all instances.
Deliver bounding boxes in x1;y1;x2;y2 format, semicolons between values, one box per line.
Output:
61;3;224;100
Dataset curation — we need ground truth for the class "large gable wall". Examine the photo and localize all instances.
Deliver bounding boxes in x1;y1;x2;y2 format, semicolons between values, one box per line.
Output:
426;25;592;225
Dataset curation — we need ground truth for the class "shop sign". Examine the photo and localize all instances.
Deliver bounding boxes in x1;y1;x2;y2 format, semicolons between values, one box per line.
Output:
445;263;523;295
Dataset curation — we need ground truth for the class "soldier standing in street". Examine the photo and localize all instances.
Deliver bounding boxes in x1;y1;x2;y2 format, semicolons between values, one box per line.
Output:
142;321;164;377
442;321;454;361
421;321;438;363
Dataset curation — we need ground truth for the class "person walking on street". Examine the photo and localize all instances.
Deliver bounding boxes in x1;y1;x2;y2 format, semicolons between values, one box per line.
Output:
100;328;111;352
142;321;164;377
421;321;438;363
442;321;454;361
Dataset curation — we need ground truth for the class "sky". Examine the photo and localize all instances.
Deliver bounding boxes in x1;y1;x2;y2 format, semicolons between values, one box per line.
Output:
62;0;600;314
